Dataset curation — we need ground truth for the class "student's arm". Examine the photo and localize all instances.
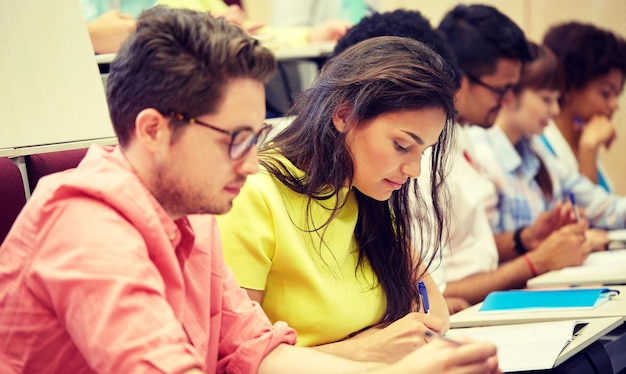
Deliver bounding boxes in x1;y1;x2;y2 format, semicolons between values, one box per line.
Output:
446;222;592;305
495;202;575;262
244;286;445;363
86;10;136;54
245;288;264;303
577;144;600;185
252;267;449;364
586;228;609;251
445;297;471;315
258;340;500;374
244;267;449;363
444;256;534;305
493;231;526;263
328;270;448;363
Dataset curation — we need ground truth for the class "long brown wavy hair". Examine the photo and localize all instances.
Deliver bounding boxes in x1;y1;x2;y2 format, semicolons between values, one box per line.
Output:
261;36;458;324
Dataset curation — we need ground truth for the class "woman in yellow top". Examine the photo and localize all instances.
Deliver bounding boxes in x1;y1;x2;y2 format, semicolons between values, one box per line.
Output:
218;36;459;363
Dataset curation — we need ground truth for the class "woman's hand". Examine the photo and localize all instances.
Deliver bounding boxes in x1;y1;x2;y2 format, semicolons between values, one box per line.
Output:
528;222;592;274
345;312;448;363
387;336;501;374
579;114;616;151
586;228;609;251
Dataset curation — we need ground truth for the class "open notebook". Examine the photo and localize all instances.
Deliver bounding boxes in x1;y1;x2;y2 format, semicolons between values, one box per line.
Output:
446;320;587;372
478;288;619;313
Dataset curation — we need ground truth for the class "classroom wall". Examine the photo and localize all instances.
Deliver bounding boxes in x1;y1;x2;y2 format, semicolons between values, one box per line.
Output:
245;0;626;194
0;1;114;150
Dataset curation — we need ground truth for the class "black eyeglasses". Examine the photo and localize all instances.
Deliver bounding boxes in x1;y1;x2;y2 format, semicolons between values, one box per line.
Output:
466;73;515;101
168;111;272;160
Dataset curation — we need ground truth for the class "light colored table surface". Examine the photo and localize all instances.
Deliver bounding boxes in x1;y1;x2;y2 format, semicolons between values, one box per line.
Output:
95;41;334;65
449;316;623;372
450;285;626;328
527;249;626;288
0;137;118;158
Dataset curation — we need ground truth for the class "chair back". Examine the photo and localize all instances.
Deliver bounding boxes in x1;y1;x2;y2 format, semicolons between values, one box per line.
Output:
0;158;27;244
25;148;88;193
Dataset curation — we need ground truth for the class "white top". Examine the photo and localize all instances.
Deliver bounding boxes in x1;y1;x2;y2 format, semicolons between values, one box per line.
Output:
541;120;613;191
418;126;499;292
541;120;578;168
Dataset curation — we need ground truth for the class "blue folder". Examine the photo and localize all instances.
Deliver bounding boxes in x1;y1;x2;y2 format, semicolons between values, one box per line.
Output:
479;288;618;312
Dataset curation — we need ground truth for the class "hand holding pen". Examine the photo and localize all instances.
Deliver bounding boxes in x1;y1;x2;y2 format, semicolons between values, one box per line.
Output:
342;311;448;363
406;330;501;374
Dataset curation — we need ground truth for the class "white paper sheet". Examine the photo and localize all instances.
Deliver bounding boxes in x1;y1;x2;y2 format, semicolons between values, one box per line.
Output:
446;320;584;372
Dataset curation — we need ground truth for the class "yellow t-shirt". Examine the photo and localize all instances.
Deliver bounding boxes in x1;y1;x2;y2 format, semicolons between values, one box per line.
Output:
217;156;386;347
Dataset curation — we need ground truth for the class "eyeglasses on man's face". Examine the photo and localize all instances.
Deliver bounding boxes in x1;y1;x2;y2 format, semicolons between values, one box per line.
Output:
466;73;516;101
167;111;272;160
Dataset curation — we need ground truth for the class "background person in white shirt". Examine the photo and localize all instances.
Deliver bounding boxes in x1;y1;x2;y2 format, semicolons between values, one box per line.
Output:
432;5;584;307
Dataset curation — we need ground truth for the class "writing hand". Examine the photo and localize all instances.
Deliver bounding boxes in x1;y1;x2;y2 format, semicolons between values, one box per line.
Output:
347;312;447;363
391;335;501;374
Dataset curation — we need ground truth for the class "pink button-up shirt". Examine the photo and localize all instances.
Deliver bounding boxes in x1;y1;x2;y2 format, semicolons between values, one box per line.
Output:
0;145;296;373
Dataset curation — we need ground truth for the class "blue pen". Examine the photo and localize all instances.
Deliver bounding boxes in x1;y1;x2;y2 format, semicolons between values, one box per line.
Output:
568;192;581;222
418;280;430;314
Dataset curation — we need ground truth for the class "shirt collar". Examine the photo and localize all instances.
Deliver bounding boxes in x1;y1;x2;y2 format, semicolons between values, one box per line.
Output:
489;126;540;181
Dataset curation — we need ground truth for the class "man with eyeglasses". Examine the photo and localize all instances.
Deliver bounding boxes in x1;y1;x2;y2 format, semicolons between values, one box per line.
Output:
0;5;502;374
439;5;530;128
411;5;561;308
421;4;590;309
0;6;283;373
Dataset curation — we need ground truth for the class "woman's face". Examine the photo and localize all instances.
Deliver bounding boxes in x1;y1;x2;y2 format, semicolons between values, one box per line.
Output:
341;108;446;201
565;68;624;122
508;88;561;137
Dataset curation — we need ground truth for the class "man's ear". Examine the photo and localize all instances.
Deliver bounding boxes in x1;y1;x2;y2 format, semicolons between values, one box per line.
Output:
458;75;472;96
331;104;352;133
134;108;171;151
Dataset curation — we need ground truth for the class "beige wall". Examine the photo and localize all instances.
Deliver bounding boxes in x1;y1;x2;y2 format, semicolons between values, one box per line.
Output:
247;0;626;194
0;1;114;150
